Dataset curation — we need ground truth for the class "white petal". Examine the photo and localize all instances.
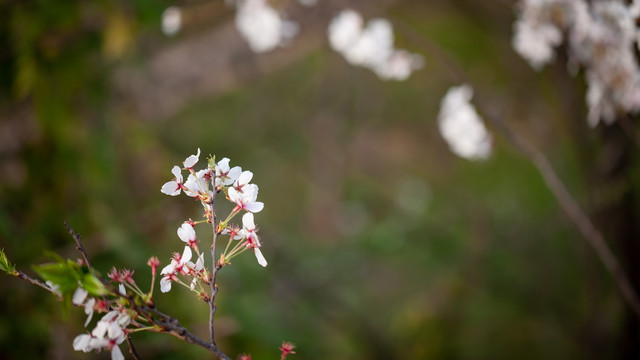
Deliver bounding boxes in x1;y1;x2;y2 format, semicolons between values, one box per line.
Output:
107;322;124;340
89;337;109;349
244;201;264;213
181;246;192;263
227;166;242;184
116;312;131;327
217;157;231;173
111;345;125;360
84;298;95;327
160;263;175;275
119;284;126;296
195;253;205;271
254;248;268;267
72;287;88;305
92;321;109;338
177;223;196;243
236;171;253;186
183;148;201;168
161;181;181;196
160;277;172;293
242;212;256;230
170;165;183;182
228;187;241;203
73;334;92;352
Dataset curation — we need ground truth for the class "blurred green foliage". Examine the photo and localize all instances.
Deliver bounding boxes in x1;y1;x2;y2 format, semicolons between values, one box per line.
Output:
0;1;637;360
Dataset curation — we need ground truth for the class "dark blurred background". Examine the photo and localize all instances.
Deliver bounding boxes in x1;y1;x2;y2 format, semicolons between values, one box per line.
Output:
1;0;639;359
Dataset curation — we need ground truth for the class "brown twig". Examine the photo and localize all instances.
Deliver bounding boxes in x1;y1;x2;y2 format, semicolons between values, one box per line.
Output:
14;270;62;299
125;335;142;360
64;221;92;270
207;190;232;360
479;103;640;319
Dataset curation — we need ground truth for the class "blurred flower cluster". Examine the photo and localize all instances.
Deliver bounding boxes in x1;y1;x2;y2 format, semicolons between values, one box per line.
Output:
512;0;640;126
437;85;492;161
328;9;424;81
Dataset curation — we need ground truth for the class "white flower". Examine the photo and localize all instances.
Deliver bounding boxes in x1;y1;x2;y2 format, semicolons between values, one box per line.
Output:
235;0;298;53
512;11;563;69
437;85;492;160
162;6;182;36
118;284;126;296
215;158;242;188
328;9;363;53
72;287;88;306
161;166;183;196
328;9;423;81
228;184;264;213
183;169;211;198
177;223;197;246
160;246;193;293
183;148;201;168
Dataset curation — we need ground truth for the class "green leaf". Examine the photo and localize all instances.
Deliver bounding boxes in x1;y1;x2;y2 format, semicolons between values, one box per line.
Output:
32;262;80;296
0;249;17;274
81;272;108;296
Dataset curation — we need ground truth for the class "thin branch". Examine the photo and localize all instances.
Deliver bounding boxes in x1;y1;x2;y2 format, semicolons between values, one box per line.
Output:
14;270;62;299
479;103;640;318
64;221;92;270
125;335;142;360
207;189;232;360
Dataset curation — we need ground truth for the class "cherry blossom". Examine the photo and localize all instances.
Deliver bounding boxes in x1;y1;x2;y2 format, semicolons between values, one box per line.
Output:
73;310;130;360
228;184;264;213
162;6;182;36
437;85;492;161
234;0;299;53
215;158;242;188
328;9;423;81
160;246;193;293
183;169;212;199
161;166;183;196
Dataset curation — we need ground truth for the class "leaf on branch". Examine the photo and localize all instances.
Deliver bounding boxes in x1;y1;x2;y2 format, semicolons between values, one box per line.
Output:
0;249;17;275
33;259;107;299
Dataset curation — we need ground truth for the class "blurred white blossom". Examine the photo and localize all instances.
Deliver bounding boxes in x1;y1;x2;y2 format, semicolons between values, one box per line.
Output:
234;0;299;53
328;9;423;81
162;6;182;36
512;0;640;126
437;85;492;161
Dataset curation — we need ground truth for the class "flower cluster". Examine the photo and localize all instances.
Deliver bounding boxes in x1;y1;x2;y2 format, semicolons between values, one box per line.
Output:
328;9;424;81
512;0;640;126
437;85;492;161
72;287;130;360
160;149;267;295
232;0;299;53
